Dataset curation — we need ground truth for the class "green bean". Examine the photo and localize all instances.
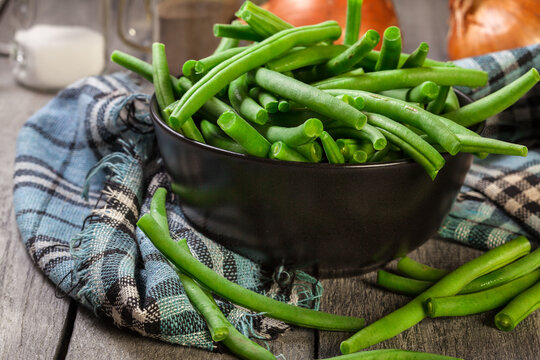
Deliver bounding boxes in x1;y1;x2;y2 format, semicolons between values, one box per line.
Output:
375;26;402;71
269;141;309;162
397;256;449;281
169;21;342;129
294;141;323;163
442;87;460;113
325;89;461;155
333;68;365;79
152;43;176;115
278;99;290;112
200;120;248;155
180;118;205;143
377;270;432;296
320;131;345;164
377;128;439;179
213;23;264;42
255;118;323;146
340;236;531;354
150;187;169;231
314;30;380;81
323;349;462;359
251;67;367;130
221;322;277;359
326;127;375;144
337;139;373;162
495;280;540;331
349;150;368;163
425;269;540;318
368;143;391;162
457;134;527;156
443;68;540;127
249;87;279;113
344;0;363;46
110;50;183;99
217;111;271;157
229;74;268;125
236;1;293;38
176;77;234;121
401;42;429;68
137;209;366;331
357;50;453;72
266;45;348;73
426;86;450;114
314;67;488;92
214;35;240;54
184;47;247;77
380;81;440;104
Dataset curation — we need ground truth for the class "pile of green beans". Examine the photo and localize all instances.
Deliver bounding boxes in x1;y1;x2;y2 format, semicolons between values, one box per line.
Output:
111;0;535;178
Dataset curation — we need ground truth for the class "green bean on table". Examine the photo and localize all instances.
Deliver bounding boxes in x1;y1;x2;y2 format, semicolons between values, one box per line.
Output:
339;236;531;354
137;190;366;332
425;269;540;318
397;256;450;281
323;349;462;360
495;280;540;331
169;21;342;129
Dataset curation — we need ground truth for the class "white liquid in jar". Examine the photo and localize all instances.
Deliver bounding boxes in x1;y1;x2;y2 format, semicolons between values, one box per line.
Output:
13;24;105;90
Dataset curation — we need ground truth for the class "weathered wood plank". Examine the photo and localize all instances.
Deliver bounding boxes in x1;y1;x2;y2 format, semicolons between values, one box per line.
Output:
0;59;71;359
66;307;314;359
318;238;540;359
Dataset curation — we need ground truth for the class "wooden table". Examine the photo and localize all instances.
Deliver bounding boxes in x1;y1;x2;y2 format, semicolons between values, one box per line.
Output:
1;1;539;359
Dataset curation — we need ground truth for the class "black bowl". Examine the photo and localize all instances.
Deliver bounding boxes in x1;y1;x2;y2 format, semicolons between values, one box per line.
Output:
151;93;476;276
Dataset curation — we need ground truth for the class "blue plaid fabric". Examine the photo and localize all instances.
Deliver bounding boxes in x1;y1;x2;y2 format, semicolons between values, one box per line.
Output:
13;73;320;350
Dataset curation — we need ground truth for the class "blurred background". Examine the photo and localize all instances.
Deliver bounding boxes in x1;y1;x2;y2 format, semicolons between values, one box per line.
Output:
0;0;538;90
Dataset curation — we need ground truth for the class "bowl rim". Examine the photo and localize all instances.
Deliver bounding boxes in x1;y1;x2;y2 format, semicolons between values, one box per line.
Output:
150;90;481;170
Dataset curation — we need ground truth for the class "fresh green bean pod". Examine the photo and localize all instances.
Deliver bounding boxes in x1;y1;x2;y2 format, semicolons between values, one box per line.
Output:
323;348;462;360
176;77;234;121
229;74;268;125
213;23;264;42
442;87;460;113
200;120;248;155
368;144;391;162
426;86;450;114
443;68;540;127
320;131;345;164
374;26;402;71
314;30;380;80
397;256;449;281
325;89;461;155
278;99;290;112
217;111;271;157
266;45;348;73
401;42;429;68
180;118;206;143
495;280;540;331
110;50;184;99
221;322;277;360
152;43;176;115
344;0;363;46
326;127;375;145
184;47;247;77
314;67;488;92
425;269;540;318
377;270;432;296
137;210;366;331
251;67;367;130
249;87;279;113
236;1;293;38
169;21;342;129
294;142;323;163
270;141;309;162
357;49;453;71
255;118;324;146
380;81;440;104
457;134;527;156
349;150;368;163
340;236;531;354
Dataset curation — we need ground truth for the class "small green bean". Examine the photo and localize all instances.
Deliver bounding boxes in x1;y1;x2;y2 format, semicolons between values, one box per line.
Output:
344;0;363;46
426;86;450;114
443;68;540;127
320;131;345;164
323;349;462;360
255;118;324;146
314;67;488;92
213;23;264;42
457;134;527;157
294;142;323;163
236;0;293;38
442;87;460;113
270;141;309;162
495;280;540;331
349;150;368;163
278;99;290;112
375;26;402;71
266;45;348;73
184;47;247;77
401;42;429;68
425;269;540;318
340;236;531;354
368;144;391;162
200;120;248;155
380;81;440;104
152;43;176;116
249;87;279;113
377;270;432;296
217;111;271;157
229;74;268;125
397;256;449;281
357;49;453;71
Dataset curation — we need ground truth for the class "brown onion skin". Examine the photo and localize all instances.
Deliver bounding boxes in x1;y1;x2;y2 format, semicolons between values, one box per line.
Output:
448;0;540;60
261;0;399;49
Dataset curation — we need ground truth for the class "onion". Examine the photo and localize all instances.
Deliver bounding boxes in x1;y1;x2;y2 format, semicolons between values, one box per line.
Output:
448;0;540;60
260;0;399;48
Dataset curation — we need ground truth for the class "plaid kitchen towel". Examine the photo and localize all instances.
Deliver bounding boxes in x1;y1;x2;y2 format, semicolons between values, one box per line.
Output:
439;44;540;249
12;73;321;350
